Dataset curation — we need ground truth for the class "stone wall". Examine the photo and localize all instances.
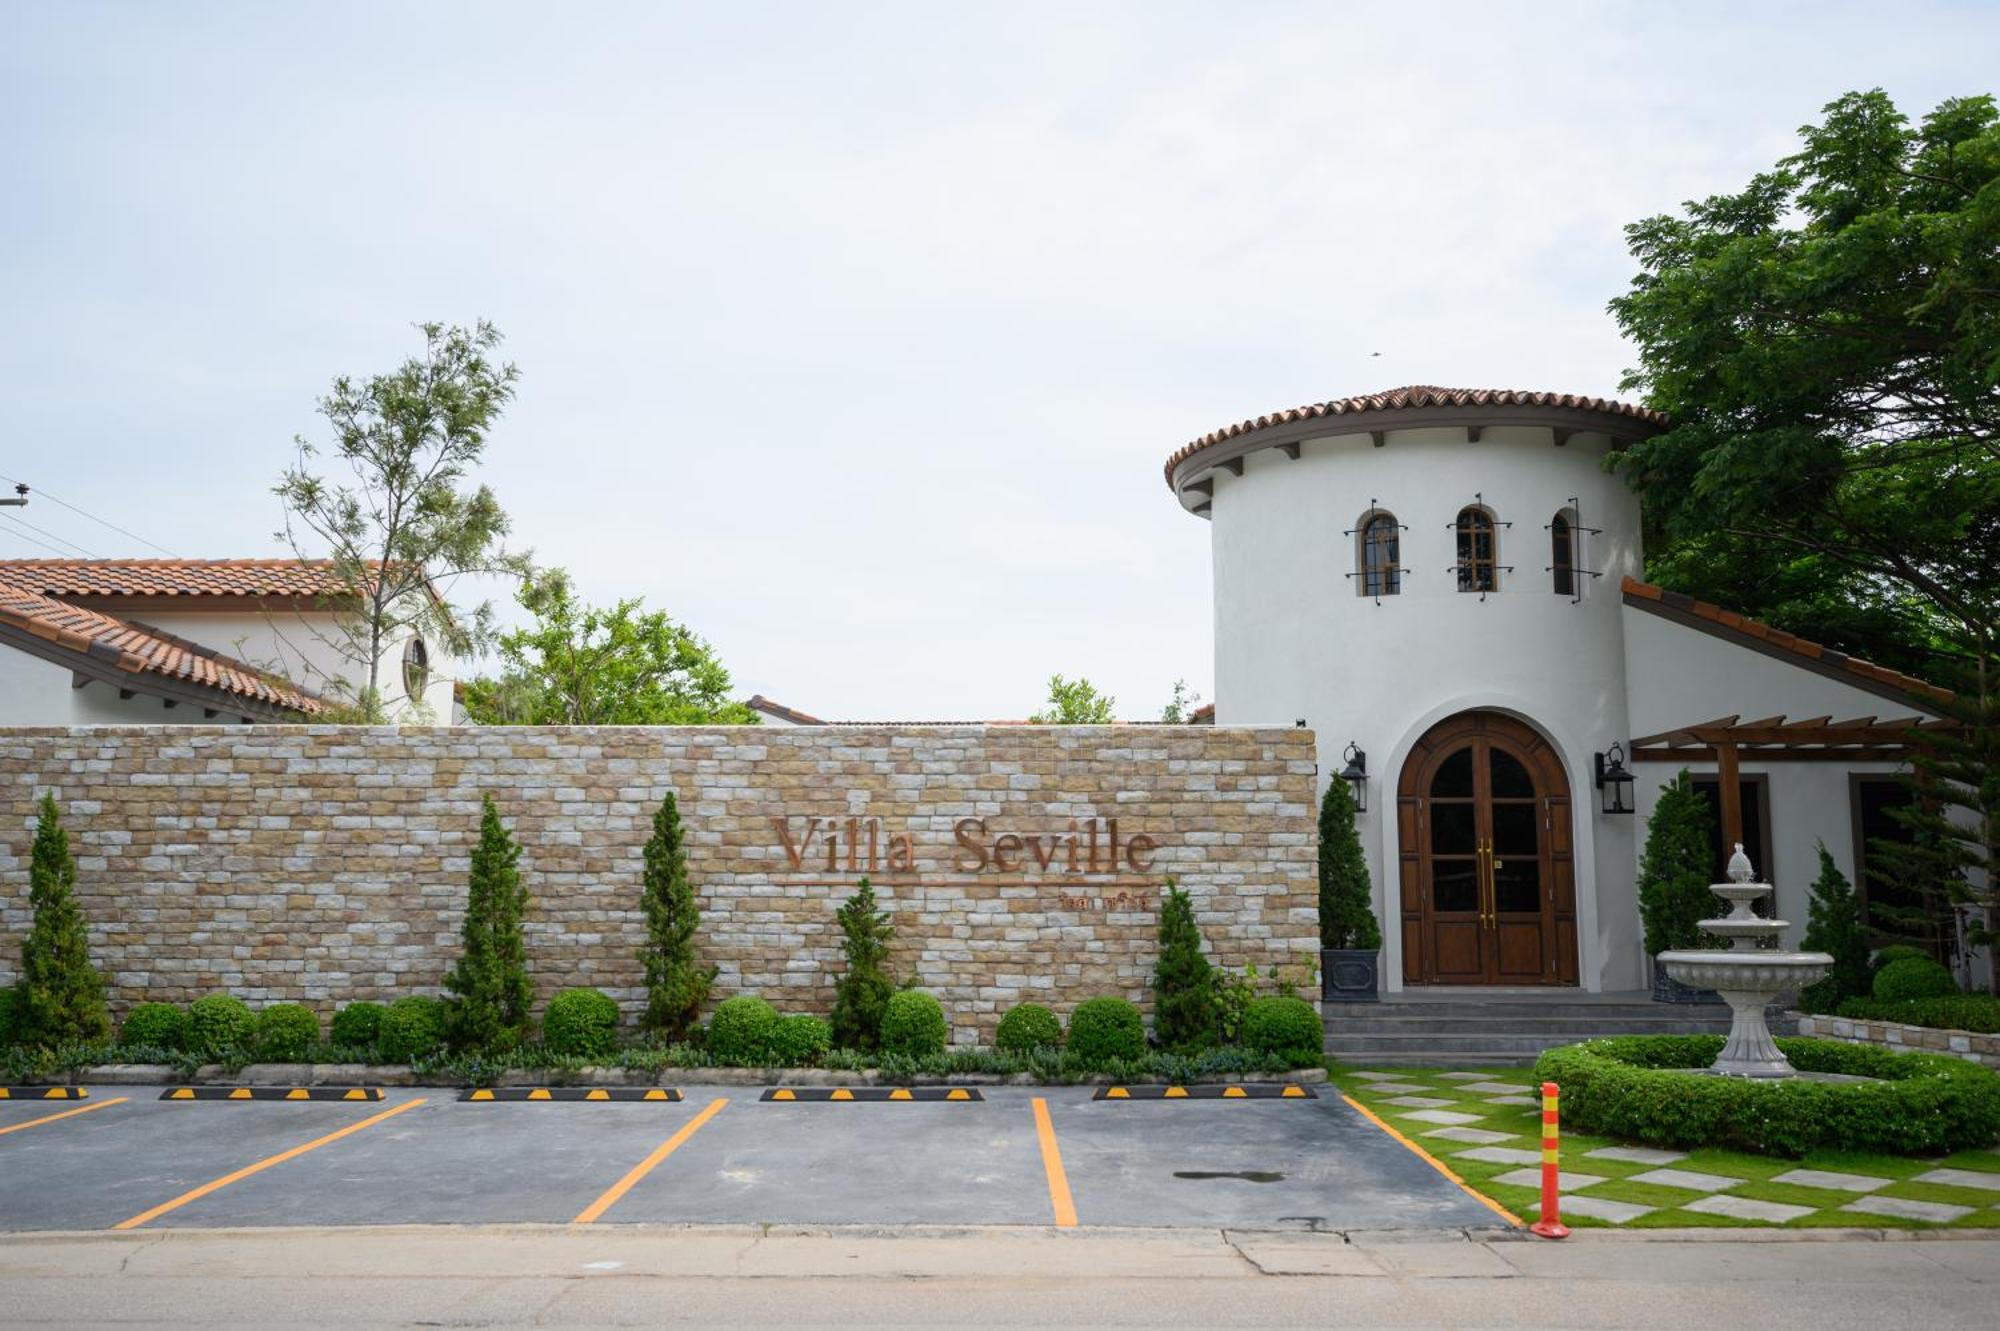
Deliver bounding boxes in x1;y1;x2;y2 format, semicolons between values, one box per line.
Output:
1794;1013;2000;1070
0;725;1321;1043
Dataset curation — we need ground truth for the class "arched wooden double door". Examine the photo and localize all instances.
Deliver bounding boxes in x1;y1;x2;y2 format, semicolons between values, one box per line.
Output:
1398;712;1578;985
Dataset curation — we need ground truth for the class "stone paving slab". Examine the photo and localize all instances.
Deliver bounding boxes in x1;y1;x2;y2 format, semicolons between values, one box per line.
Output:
1350;1072;1404;1082
1626;1168;1744;1194
1480;1095;1542;1108
1492;1167;1607;1192
1456;1147;1544;1167
1382;1096;1455;1109
1771;1169;1891;1194
1434;1073;1488;1081
1402;1109;1483;1125
1585;1146;1687;1166
1420;1126;1514;1145
1915;1168;2000;1192
1353;1082;1431;1095
1841;1195;1976;1224
1684;1195;1815;1224
1459;1081;1531;1094
1558;1194;1655;1225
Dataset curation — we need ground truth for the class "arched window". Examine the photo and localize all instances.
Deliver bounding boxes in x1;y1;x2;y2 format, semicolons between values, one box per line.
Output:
1455;507;1498;593
1359;511;1401;597
402;635;430;700
1551;512;1575;596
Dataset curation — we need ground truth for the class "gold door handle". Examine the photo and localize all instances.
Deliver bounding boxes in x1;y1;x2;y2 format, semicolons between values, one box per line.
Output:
1478;840;1494;928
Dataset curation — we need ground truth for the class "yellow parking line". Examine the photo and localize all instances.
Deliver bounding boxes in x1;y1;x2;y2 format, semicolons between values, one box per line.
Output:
114;1097;426;1230
1340;1092;1522;1227
1031;1097;1077;1228
572;1097;729;1225
0;1096;129;1137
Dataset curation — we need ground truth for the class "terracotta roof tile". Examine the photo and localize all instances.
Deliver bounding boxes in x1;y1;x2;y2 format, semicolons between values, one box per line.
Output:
0;558;366;600
1163;385;1669;488
1620;576;1949;706
0;576;323;714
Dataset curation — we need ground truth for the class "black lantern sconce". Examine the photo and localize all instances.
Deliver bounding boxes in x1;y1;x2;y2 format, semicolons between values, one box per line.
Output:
1594;742;1635;815
1338;741;1368;813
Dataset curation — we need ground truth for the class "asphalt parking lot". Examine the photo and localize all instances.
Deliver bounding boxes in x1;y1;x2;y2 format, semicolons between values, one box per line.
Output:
0;1084;1501;1233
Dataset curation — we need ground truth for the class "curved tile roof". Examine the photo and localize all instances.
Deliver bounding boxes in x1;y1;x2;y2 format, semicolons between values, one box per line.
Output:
1163;385;1669;488
0;558;361;599
0;577;324;714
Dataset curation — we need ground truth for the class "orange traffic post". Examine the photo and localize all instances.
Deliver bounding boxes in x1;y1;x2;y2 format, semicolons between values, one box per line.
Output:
1530;1080;1569;1239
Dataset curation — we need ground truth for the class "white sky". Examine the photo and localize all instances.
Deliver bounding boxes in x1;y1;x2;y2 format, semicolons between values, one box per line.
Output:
3;2;1993;721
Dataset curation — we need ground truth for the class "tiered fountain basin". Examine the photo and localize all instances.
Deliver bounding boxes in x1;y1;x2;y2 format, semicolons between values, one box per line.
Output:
1657;847;1831;1079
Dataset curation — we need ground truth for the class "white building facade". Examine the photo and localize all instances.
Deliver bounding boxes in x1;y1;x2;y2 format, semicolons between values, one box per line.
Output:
1168;386;1957;993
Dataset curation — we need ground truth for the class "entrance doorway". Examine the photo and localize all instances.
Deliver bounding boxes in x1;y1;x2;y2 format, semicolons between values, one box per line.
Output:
1397;711;1578;985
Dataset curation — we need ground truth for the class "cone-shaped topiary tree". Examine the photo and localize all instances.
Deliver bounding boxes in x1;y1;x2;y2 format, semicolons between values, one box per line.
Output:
1318;778;1381;949
1638;770;1716;956
1152;879;1218;1052
1798;842;1873;1011
639;791;716;1041
829;878;895;1051
443;794;534;1052
14;794;110;1048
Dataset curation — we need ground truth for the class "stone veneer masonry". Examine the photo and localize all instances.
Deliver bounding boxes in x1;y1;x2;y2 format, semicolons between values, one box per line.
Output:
0;725;1320;1044
1794;1013;2000;1070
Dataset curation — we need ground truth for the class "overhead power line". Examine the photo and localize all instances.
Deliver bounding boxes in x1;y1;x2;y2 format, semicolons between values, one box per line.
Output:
0;473;181;557
0;510;98;558
0;517;80;558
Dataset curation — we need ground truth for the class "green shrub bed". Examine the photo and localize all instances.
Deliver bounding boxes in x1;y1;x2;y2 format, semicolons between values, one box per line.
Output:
1068;997;1146;1064
254;1003;321;1062
995;1002;1061;1052
1834;994;2000;1034
543;988;620;1058
1239;996;1321;1066
188;995;255;1055
880;991;948;1057
1535;1035;2000;1157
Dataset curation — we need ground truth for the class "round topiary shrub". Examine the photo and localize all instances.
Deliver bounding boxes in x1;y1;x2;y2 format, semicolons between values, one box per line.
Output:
770;1014;833;1066
187;994;256;1056
377;995;448;1062
1534;1035;2000;1156
880;991;948;1058
119;1002;190;1052
1067;997;1146;1066
707;996;781;1064
1239;996;1321;1065
543;987;620;1059
330;1001;387;1049
1872;955;1958;1003
995;1002;1062;1052
254;1003;321;1062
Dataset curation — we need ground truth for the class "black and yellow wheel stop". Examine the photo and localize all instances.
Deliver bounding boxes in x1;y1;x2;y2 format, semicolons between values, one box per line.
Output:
460;1087;685;1102
1093;1084;1316;1100
760;1087;984;1102
160;1087;385;1101
0;1086;87;1100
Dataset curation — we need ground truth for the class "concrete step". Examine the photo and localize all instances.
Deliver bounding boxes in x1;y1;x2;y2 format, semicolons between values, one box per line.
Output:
1321;1015;1741;1035
1324;1017;1798;1062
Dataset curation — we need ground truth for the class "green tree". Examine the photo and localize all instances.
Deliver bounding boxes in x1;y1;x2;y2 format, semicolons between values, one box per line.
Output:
13;794;110;1048
1610;90;2000;968
1798;842;1873;1011
274;320;529;719
829;879;895;1051
1638;772;1717;956
1870;703;1997;990
1152;880;1218;1052
1029;674;1116;724
1160;679;1202;724
464;569;758;725
1317;778;1382;950
442;795;534;1052
638;792;716;1039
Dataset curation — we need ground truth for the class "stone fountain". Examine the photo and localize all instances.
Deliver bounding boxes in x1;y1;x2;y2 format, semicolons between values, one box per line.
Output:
1656;845;1832;1078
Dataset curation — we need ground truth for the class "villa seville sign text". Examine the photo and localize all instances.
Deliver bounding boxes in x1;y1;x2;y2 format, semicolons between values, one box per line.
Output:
771;815;1162;902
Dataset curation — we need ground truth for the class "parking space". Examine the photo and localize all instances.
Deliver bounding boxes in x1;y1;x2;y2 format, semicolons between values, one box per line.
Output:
0;1083;1502;1233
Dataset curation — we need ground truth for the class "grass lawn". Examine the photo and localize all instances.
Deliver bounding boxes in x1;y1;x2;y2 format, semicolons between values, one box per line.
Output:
1331;1066;2000;1230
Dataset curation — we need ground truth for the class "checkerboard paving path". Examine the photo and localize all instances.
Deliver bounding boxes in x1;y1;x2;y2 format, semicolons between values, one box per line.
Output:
1335;1066;2000;1231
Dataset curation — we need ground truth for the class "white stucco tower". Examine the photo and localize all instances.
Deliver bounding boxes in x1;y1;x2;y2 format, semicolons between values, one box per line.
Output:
1167;385;1669;994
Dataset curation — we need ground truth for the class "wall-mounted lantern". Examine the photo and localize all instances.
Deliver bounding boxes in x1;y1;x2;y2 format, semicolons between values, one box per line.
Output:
1338;741;1368;813
1594;742;1635;815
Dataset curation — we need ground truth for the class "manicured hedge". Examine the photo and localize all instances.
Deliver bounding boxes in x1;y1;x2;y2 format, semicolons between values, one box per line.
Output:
1534;1035;2000;1157
1835;994;2000;1034
0;986;16;1047
881;991;948;1057
770;1014;832;1066
995;1003;1062;1052
120;1002;190;1051
254;1003;322;1061
331;1001;387;1048
188;995;256;1055
378;995;447;1061
708;996;780;1064
1872;956;1958;1003
543;988;620;1058
1067;997;1146;1064
1239;996;1321;1066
